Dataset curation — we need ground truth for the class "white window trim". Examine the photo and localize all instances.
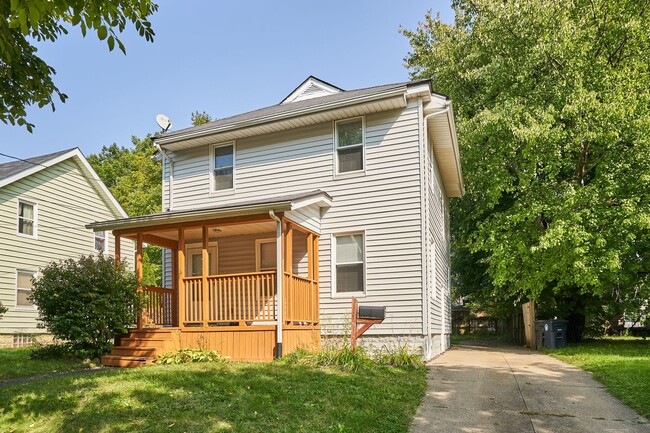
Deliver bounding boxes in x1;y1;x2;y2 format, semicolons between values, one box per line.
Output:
16;199;37;239
333;116;366;178
94;230;109;255
210;141;236;195
15;269;37;310
330;230;367;298
255;238;277;272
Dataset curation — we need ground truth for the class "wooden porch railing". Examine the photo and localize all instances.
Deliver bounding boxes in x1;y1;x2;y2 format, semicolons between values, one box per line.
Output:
182;271;277;326
283;273;319;325
141;286;173;327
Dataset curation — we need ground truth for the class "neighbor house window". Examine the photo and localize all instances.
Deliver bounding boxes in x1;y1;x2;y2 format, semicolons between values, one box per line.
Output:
334;233;365;294
17;200;36;237
16;270;36;309
335;117;364;173
94;231;108;254
213;143;234;191
256;239;277;271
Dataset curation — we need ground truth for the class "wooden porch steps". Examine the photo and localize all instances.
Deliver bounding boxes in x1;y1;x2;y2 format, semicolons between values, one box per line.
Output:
101;328;175;368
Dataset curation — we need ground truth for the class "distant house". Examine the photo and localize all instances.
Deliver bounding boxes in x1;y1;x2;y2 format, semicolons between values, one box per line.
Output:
89;76;464;366
0;148;133;347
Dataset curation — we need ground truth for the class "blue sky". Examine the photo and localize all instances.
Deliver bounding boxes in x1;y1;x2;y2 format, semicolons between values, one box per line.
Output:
0;1;453;162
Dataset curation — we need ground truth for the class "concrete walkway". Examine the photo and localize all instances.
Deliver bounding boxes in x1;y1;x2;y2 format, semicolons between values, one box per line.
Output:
410;343;649;433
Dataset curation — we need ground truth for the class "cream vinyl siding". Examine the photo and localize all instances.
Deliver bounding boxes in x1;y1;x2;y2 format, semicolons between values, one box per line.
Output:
163;101;425;335
0;158;134;334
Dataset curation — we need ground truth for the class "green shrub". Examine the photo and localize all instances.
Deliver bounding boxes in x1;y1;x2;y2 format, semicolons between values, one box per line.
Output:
0;301;6;319
156;348;228;365
30;255;143;358
374;345;425;370
30;343;79;360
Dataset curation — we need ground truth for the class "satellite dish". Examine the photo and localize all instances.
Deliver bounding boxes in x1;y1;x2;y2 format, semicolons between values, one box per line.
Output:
156;114;172;133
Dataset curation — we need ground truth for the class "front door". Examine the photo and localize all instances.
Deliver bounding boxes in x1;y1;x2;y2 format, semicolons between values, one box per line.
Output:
186;243;218;276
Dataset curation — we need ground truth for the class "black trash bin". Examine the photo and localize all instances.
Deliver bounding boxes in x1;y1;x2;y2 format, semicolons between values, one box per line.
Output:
544;320;568;349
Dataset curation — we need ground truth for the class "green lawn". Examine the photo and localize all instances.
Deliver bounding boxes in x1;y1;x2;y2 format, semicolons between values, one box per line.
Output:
546;337;650;418
0;361;426;433
0;348;92;381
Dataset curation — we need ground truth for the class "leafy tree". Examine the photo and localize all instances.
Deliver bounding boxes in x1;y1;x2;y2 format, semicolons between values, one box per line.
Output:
1;1;158;132
88;134;161;217
191;110;213;126
403;0;650;340
0;301;7;319
30;255;142;357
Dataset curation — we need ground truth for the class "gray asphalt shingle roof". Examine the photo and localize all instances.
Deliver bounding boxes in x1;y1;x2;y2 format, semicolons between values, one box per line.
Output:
157;79;433;141
0;148;76;183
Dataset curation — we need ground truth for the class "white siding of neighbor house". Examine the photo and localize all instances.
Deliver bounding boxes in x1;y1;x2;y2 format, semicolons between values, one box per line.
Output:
162;101;426;336
0;158;134;335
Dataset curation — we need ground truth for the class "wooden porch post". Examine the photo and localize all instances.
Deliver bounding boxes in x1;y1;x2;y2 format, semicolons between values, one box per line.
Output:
178;228;186;329
284;222;293;325
171;247;179;327
114;234;121;263
202;225;209;328
313;235;320;324
136;232;143;329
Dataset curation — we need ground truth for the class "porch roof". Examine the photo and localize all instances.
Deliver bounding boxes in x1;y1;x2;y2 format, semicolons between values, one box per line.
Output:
86;190;332;233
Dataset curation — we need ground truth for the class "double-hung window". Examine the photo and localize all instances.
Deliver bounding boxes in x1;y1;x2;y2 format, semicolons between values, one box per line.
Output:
213;143;234;191
334;233;365;294
335;117;364;174
16;270;36;309
17;200;36;237
94;231;108;254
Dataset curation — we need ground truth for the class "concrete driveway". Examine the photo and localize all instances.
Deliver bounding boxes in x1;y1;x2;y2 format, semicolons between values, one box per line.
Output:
410;343;649;433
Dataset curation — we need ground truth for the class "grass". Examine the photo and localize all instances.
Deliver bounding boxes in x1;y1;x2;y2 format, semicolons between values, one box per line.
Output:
0;360;426;433
0;348;93;381
545;337;650;418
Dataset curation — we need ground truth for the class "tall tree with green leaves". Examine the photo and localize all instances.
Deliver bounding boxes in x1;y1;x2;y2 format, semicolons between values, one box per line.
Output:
89;135;162;286
0;1;158;132
191;110;212;126
403;0;650;340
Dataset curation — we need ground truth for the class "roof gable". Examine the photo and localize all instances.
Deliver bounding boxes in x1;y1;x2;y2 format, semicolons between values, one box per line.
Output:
280;76;343;104
0;148;128;218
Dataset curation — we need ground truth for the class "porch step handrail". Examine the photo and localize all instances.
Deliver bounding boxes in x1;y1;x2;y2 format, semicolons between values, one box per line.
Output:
141;285;173;327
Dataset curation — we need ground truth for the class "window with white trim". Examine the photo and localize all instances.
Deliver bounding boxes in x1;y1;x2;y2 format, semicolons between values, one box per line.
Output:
333;233;365;293
256;239;277;271
17;200;36;237
16;270;36;309
94;230;108;254
335;118;364;173
212;143;234;191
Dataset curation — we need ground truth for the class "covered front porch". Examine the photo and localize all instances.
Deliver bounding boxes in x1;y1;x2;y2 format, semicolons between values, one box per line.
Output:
89;192;331;364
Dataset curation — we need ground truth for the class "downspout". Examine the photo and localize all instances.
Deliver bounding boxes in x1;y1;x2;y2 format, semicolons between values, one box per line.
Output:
421;104;450;359
269;209;283;358
155;143;174;211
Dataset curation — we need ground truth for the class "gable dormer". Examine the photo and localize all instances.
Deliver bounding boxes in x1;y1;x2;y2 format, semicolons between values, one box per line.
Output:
280;76;343;104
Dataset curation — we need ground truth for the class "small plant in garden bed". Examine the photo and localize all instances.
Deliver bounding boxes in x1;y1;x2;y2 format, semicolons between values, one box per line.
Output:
155;348;228;365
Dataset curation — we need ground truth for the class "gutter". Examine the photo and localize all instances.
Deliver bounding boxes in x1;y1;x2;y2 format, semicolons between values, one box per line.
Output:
269;210;283;358
155;143;175;211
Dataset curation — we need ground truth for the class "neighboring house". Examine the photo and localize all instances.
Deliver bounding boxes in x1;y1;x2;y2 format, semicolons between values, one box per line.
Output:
0;148;133;347
89;76;464;366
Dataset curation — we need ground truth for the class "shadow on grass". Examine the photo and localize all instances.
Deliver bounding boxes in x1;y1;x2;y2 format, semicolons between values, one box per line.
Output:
0;363;425;433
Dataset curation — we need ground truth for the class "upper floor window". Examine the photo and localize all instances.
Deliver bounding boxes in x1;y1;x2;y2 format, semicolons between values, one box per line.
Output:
17;200;36;238
335;118;364;174
212;143;235;191
16;270;36;309
95;231;108;254
333;233;365;294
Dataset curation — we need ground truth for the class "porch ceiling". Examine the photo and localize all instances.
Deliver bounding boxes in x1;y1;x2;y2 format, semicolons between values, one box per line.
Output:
146;221;276;243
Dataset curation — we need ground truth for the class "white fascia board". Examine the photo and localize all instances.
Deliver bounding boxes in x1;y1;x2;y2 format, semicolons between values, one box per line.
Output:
445;103;465;196
155;88;407;147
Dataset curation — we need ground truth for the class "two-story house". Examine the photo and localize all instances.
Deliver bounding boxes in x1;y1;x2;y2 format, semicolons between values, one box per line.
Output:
89;76;464;367
0;148;133;347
